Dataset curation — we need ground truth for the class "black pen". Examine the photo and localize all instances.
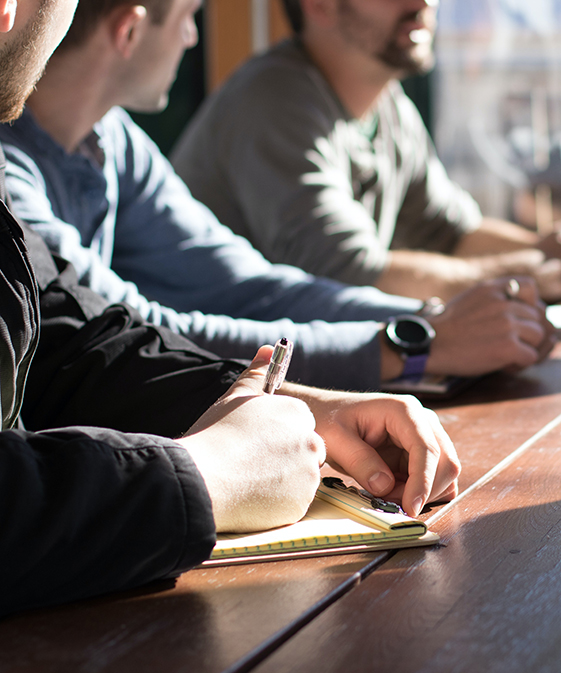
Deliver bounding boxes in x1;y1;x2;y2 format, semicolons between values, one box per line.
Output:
263;337;294;394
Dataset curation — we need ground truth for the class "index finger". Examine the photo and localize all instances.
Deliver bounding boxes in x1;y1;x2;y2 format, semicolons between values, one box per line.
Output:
398;413;442;516
389;406;460;516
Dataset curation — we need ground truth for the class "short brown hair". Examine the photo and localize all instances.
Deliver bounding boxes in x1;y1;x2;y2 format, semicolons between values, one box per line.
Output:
59;0;175;50
281;0;304;34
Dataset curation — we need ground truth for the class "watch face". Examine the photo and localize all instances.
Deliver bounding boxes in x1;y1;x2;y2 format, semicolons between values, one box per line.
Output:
394;319;428;343
386;315;435;354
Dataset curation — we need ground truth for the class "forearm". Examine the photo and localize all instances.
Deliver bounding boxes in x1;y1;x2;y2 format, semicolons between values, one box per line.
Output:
376;224;558;304
453;217;540;257
375;249;482;301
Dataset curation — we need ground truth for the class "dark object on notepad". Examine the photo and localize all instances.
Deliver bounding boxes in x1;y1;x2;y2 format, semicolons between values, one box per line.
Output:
322;476;404;514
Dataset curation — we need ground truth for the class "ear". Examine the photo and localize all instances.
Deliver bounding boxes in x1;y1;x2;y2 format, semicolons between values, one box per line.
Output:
112;5;148;59
0;0;17;33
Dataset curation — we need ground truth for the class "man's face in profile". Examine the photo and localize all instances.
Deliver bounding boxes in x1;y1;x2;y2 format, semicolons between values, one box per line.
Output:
336;0;439;76
121;0;202;114
0;0;78;122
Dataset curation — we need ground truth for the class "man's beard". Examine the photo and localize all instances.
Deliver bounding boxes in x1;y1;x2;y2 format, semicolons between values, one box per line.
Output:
378;37;435;77
0;0;53;123
337;1;435;78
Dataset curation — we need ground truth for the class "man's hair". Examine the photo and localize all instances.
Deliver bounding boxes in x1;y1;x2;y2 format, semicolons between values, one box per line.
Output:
59;0;175;50
281;0;304;34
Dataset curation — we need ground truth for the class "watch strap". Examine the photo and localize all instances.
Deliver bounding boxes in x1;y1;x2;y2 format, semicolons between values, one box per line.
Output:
401;353;429;379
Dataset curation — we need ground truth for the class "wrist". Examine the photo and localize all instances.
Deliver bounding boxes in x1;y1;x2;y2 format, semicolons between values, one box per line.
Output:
380;333;406;381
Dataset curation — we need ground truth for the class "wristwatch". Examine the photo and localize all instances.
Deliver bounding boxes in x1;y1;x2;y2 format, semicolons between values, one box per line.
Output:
384;314;436;378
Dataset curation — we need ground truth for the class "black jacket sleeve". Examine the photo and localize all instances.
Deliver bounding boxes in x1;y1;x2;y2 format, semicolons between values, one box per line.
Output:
0;426;216;618
0;201;39;430
0;156;245;616
21;227;247;438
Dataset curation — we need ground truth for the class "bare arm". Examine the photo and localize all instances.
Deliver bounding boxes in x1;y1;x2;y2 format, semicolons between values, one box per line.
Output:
374;249;482;301
375;218;561;302
453;217;541;255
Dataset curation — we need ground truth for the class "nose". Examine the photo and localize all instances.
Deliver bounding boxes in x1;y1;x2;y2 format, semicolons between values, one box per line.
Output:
405;0;438;8
405;0;439;16
182;16;199;49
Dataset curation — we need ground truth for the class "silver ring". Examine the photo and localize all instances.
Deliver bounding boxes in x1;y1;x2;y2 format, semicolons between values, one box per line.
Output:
505;278;520;300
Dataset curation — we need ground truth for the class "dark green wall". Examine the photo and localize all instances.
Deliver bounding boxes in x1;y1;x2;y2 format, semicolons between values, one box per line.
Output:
402;72;433;138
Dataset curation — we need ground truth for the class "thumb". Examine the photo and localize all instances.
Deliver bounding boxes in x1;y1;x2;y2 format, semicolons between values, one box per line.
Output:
331;433;397;499
229;345;275;397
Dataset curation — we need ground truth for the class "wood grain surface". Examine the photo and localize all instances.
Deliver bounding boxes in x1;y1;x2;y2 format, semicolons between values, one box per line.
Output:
253;354;561;673
0;545;393;673
1;349;560;673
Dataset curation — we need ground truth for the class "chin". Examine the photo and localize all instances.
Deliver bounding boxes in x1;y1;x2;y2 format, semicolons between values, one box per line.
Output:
128;94;170;115
381;46;435;78
0;104;25;124
0;86;33;124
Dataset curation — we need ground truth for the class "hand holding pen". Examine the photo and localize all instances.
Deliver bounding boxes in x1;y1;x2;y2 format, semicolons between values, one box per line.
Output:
184;341;324;532
263;337;294;394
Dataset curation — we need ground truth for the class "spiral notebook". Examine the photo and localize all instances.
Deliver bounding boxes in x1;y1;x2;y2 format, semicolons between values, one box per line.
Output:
202;477;439;566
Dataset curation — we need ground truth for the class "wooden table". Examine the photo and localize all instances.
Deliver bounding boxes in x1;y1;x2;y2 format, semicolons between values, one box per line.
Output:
2;347;561;673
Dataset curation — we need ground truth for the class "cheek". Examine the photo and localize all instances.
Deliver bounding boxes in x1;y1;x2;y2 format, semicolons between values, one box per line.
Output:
54;0;79;43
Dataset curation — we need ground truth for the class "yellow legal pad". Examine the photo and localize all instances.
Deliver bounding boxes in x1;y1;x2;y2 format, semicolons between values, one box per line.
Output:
203;479;439;566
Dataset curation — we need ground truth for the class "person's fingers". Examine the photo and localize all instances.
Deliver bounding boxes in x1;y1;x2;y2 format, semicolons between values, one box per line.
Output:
433;480;459;503
328;432;397;500
506;275;540;305
227;344;274;397
425;409;461;502
333;397;459;517
224;348;328;470
397;414;442;517
311;432;327;469
536;331;558;363
515;316;545;346
378;403;460;516
489;295;550;367
502;308;552;369
511;315;546;349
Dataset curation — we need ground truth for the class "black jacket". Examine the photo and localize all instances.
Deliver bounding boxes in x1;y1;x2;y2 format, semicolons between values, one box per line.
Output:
0;146;246;617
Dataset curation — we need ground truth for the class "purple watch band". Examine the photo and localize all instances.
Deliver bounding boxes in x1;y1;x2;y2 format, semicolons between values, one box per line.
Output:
401;353;429;379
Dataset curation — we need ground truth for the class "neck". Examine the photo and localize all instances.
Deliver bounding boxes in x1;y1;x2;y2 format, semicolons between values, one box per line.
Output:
26;47;117;154
300;30;395;119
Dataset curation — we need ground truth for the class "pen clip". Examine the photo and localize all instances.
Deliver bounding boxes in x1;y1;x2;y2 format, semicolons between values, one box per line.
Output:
321;476;404;515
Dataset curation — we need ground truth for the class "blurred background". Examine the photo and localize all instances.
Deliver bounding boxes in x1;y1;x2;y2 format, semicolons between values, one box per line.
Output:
133;0;561;233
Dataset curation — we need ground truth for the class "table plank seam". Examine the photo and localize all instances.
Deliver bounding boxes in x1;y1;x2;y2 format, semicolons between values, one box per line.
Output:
222;553;394;673
426;410;561;528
